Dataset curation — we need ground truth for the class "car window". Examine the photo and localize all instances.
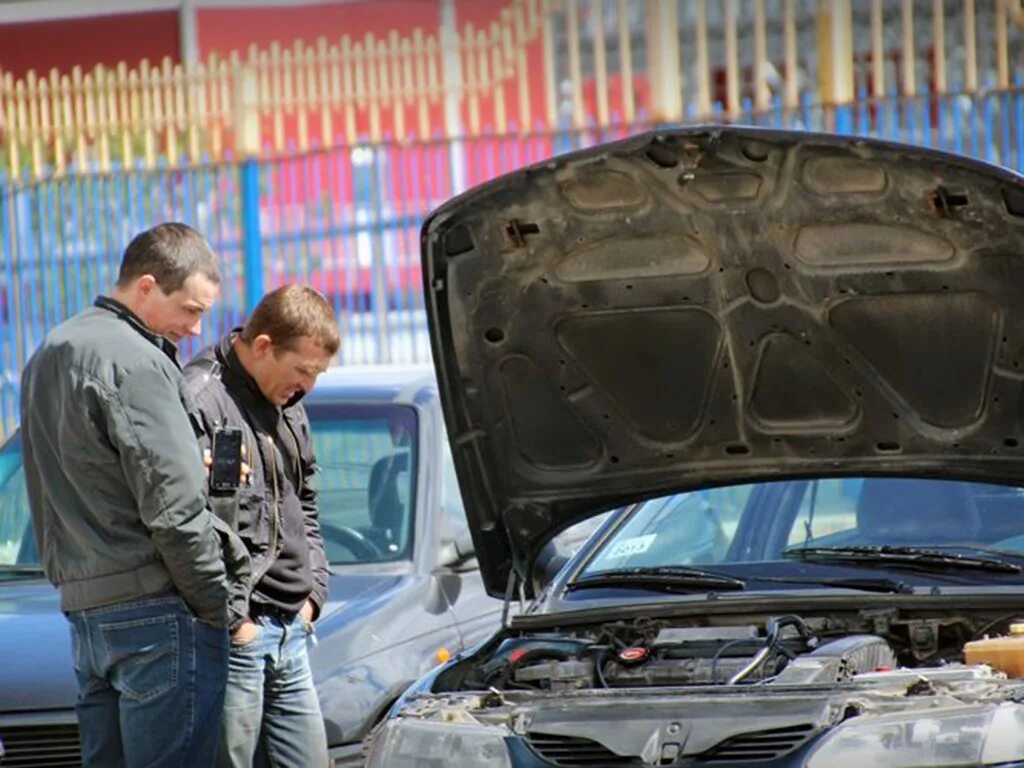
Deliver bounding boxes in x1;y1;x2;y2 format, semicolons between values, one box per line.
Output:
580;477;1024;580
552;513;612;557
0;404;421;570
0;436;32;571
585;485;753;572
304;402;418;564
786;478;862;547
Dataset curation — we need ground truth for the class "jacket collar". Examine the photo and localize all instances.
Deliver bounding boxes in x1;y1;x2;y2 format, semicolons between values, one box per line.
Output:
215;330;308;413
94;295;180;365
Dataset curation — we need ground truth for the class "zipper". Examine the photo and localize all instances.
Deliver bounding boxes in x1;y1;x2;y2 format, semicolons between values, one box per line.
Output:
282;415;304;495
251;434;283;586
267;435;282;558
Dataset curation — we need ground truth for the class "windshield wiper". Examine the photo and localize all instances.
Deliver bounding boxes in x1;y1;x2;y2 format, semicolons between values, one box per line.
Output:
749;574;914;594
568;566;745;593
782;546;1020;574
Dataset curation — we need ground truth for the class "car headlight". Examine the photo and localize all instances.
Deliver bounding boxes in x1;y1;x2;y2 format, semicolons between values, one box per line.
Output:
364;718;512;768
806;703;1024;768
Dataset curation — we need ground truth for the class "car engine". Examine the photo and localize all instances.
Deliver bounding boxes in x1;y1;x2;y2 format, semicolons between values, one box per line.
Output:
378;609;1024;767
435;610;983;694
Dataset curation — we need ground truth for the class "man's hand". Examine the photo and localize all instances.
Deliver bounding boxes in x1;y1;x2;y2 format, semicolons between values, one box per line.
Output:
231;618;260;646
299;599;315;627
203;444;252;486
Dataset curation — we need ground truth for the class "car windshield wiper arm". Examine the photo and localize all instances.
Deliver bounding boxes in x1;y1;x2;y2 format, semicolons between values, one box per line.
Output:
750;575;914;594
782;546;1020;574
568;566;745;593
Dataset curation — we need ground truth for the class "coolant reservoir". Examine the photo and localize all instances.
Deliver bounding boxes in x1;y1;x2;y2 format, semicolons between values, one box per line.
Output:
964;622;1024;677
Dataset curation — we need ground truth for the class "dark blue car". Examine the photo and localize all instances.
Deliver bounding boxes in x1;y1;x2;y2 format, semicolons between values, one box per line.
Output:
365;127;1024;767
0;364;503;767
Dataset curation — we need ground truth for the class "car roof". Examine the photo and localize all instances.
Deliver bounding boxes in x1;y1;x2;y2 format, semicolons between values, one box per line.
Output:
307;364;438;406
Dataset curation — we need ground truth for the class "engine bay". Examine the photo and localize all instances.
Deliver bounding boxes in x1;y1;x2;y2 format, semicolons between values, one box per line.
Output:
433;606;1023;694
381;607;1024;766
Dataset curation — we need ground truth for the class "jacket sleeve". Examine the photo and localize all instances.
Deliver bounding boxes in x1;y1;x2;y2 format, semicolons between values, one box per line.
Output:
297;406;329;617
189;385;254;632
106;364;228;627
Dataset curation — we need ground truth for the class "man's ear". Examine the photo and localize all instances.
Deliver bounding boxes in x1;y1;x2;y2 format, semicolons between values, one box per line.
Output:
136;274;157;297
252;334;274;356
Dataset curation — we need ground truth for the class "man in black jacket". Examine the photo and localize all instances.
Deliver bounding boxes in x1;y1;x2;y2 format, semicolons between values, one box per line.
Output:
184;284;338;768
20;223;246;768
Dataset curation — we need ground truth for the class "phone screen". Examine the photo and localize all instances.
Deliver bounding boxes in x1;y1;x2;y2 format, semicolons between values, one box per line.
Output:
211;426;243;492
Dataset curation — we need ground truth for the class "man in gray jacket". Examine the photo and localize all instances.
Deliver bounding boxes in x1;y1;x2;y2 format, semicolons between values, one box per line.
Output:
20;222;247;768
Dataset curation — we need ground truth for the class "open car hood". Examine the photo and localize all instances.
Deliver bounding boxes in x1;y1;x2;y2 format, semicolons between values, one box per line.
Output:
422;126;1024;597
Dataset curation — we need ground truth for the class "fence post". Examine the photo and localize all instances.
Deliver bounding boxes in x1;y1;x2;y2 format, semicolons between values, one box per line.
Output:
440;0;467;195
816;0;855;129
0;175;11;435
368;145;391;364
645;0;683;124
240;159;263;314
234;62;264;314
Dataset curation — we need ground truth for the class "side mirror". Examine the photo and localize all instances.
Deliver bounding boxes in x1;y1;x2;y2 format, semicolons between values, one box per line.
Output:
437;533;476;570
531;540;569;594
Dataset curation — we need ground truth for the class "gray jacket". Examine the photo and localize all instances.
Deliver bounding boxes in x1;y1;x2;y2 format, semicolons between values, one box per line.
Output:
20;297;248;627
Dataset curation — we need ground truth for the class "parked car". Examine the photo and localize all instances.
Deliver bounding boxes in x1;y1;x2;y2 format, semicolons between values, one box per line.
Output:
366;126;1024;767
0;364;504;767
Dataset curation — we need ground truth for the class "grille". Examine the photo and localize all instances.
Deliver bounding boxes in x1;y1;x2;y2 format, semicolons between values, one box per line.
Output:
0;723;82;768
525;732;645;767
699;723;817;763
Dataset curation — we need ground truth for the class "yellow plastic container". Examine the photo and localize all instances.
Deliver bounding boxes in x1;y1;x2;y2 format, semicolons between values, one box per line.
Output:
964;622;1024;677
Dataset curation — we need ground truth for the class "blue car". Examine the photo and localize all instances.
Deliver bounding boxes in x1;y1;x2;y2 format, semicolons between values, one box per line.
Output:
0;364;503;766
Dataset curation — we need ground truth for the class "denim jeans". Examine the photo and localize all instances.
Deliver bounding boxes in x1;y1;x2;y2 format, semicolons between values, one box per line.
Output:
67;593;230;768
218;612;328;768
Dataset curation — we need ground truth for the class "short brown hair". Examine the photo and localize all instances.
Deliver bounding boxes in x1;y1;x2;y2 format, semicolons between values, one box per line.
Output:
240;285;340;355
117;222;220;293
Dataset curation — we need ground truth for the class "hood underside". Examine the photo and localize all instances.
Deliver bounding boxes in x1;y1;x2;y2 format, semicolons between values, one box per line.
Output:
421;126;1024;596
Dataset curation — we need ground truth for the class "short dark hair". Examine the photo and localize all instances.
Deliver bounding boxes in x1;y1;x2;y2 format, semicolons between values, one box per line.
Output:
240;285;341;356
116;222;220;293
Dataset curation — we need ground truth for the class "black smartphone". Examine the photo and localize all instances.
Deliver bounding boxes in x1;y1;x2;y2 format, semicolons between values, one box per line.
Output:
210;426;244;493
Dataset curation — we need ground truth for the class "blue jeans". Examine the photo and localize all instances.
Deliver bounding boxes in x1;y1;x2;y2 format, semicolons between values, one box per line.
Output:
67;593;229;768
218;612;328;768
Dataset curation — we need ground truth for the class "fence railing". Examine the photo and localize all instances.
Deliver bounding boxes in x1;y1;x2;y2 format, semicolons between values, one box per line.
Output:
5;82;1024;438
5;0;1024;182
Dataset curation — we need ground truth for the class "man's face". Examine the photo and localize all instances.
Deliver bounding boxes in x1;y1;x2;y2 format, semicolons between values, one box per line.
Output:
250;334;332;406
137;273;220;342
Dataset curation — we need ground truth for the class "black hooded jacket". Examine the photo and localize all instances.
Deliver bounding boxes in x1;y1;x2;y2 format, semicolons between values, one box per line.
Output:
184;333;329;628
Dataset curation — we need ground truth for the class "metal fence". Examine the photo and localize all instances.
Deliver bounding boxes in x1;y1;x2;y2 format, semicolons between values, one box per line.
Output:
3;84;1024;436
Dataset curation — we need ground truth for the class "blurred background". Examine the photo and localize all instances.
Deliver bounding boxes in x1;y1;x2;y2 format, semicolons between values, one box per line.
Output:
0;0;1021;436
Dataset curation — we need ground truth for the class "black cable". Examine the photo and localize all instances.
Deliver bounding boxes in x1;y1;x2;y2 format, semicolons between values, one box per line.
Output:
591;646;610;689
728;615;818;685
711;637;759;684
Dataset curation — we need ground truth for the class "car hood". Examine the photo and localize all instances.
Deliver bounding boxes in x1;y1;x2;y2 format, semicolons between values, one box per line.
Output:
422;126;1024;596
0;578;77;712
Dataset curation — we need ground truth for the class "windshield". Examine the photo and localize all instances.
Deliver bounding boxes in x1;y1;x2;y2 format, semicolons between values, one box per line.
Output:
0;402;418;571
306;401;418;564
579;477;1024;590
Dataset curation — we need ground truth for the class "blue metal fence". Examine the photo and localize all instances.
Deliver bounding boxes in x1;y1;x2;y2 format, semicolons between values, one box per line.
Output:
3;88;1024;436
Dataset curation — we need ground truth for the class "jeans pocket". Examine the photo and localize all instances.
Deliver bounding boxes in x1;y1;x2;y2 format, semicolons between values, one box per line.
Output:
99;614;179;703
230;623;263;650
69;621;84;674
